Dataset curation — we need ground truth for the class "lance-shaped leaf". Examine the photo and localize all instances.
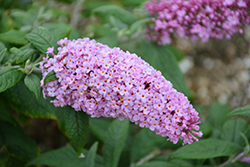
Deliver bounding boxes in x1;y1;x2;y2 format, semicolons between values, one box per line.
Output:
24;74;41;99
170;139;241;160
0;30;28;45
85;142;98;167
25;27;57;55
26;147;85;167
0;42;7;63
65;111;89;156
227;105;250;117
0;67;24;93
221;119;249;148
103;119;130;167
16;48;36;64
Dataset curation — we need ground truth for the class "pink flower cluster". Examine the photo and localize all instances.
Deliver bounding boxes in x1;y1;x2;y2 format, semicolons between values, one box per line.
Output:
145;0;250;44
40;38;202;145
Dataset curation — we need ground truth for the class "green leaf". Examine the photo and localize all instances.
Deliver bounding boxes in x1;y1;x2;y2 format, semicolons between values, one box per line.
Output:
130;128;165;163
0;96;17;125
103;119;130;167
135;161;169;167
65;111;89;156
227;105;250;117
16;48;36;64
25;27;57;55
24;74;41;99
10;47;21;56
92;5;138;25
44;70;58;84
208;102;231;128
89;117;112;141
170;139;242;159
221;119;249;148
0;121;39;166
138;40;187;94
129;18;151;36
82;149;104;167
85;142;98;167
0;30;28;45
26;147;85;167
0;67;24;93
0;42;7;63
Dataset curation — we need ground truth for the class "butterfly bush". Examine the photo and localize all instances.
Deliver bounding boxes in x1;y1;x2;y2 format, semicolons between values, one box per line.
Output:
145;0;250;45
40;38;202;145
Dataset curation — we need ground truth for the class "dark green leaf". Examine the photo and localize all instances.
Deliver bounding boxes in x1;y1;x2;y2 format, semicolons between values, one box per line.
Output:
0;30;28;45
89;117;112;141
129;18;151;36
0;42;7;63
25;27;57;55
44;70;58;84
16;48;36;64
85;142;98;167
0;96;16;125
25;147;85;167
135;161;169;167
10;47;21;56
221;119;249;148
138;40;187;94
170;139;242;159
0;67;24;93
130;128;165;163
103;119;130;167
92;5;138;25
65;111;89;156
227;105;250;117
24;74;41;99
0;121;39;165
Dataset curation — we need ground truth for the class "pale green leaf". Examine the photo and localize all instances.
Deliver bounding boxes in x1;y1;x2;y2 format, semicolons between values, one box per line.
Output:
0;30;28;45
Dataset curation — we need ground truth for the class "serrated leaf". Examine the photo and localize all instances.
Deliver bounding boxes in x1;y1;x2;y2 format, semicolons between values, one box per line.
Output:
129;18;151;36
44;70;58;84
170;139;242;159
0;121;39;166
0;67;24;93
16;48;36;63
85;142;98;167
25;27;57;55
227;105;250;117
24;74;41;99
65;111;89;156
92;5;138;25
130;128;165;163
137;40;187;94
25;147;85;167
135;161;169;167
221;119;249;148
0;30;28;45
103;119;129;167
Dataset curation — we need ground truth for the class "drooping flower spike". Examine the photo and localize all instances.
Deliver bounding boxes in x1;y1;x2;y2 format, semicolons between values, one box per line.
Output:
40;38;202;145
145;0;250;45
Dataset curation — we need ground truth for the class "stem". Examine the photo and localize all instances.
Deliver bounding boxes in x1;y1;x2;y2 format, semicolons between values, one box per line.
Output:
218;152;247;167
70;0;85;27
130;148;161;167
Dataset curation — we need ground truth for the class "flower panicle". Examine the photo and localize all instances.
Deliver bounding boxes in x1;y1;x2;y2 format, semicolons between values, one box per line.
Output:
40;37;202;145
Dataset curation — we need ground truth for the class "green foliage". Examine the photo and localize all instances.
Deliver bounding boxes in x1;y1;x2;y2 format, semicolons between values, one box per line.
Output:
85;142;99;167
24;74;41;99
25;147;85;167
130;128;165;163
0;67;24;93
65;111;89;156
25;27;57;55
0;42;7;63
0;30;28;45
103;119;130;167
227;105;250;117
170;139;242;159
44;70;58;85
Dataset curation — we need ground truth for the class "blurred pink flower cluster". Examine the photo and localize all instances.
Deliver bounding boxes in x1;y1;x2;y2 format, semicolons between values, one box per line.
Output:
145;0;250;44
40;38;202;145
